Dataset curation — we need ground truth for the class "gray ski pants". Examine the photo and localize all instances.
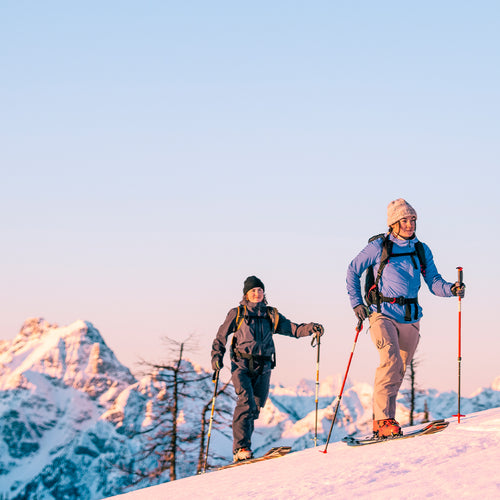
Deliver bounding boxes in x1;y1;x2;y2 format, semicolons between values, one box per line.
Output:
369;313;420;420
231;358;272;452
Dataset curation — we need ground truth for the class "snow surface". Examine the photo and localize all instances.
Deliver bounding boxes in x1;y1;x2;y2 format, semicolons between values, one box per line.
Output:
110;407;500;500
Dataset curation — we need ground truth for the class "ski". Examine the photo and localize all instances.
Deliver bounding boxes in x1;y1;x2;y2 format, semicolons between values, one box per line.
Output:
216;446;292;470
342;419;449;447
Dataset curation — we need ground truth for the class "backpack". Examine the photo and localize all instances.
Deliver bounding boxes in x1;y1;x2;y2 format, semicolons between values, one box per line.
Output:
364;233;427;321
234;305;280;333
231;305;280;370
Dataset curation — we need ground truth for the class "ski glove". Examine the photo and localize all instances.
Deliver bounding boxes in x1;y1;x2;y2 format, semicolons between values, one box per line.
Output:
211;355;223;371
451;282;466;298
312;324;324;336
354;304;369;322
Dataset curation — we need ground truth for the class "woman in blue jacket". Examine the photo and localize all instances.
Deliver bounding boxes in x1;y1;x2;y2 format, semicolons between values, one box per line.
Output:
346;199;465;437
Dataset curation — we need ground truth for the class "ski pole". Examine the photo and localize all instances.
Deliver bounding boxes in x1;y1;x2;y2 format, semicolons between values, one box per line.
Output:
453;266;466;423
311;331;321;447
321;319;363;453
202;370;219;473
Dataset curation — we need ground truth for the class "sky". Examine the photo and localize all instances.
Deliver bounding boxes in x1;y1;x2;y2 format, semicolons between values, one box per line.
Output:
1;1;499;395
111;408;500;499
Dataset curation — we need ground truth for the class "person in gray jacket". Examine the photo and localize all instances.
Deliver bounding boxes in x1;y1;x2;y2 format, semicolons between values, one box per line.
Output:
211;275;324;462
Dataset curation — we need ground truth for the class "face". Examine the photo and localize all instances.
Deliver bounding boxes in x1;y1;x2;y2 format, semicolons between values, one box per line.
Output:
393;216;416;239
246;287;264;303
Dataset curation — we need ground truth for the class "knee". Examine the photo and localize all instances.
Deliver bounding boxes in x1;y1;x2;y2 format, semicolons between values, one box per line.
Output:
379;344;403;369
236;394;257;413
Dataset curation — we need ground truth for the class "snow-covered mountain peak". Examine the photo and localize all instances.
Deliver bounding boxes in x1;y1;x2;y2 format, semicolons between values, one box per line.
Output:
493;375;500;391
13;317;58;345
0;318;136;402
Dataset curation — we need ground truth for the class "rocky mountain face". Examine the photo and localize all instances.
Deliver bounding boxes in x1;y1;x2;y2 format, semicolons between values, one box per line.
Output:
0;318;499;500
0;318;138;499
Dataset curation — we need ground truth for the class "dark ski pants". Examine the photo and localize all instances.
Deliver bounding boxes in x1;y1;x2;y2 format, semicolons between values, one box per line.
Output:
231;358;272;452
369;313;420;420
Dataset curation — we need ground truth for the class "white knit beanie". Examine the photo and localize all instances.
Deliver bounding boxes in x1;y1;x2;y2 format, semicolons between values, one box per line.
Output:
387;199;417;227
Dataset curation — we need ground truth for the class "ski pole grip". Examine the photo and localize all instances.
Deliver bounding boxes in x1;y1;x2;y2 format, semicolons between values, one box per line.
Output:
457;266;463;285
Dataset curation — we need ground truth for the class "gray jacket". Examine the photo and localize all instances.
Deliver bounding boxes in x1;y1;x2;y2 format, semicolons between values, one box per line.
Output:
211;299;315;365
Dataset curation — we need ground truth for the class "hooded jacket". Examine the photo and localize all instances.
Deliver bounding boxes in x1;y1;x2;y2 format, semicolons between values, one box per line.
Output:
346;234;454;323
211;299;314;364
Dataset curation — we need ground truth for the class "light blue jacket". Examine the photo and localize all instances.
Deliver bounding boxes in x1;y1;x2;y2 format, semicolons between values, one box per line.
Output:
346;234;454;323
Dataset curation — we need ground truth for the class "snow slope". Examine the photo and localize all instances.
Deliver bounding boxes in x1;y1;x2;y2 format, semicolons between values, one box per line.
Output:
111;407;500;500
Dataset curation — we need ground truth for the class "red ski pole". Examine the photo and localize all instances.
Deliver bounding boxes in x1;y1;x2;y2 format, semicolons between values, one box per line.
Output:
321;319;363;453
453;266;466;423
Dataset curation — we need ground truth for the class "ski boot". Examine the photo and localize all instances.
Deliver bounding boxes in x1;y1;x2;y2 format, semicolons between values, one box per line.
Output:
373;418;402;438
233;447;253;462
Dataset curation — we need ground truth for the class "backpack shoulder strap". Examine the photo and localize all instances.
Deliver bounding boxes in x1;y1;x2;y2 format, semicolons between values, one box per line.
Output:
367;233;392;265
234;305;247;331
415;241;427;276
380;234;393;261
374;234;393;285
235;305;279;332
368;233;386;243
364;233;389;304
267;306;279;333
